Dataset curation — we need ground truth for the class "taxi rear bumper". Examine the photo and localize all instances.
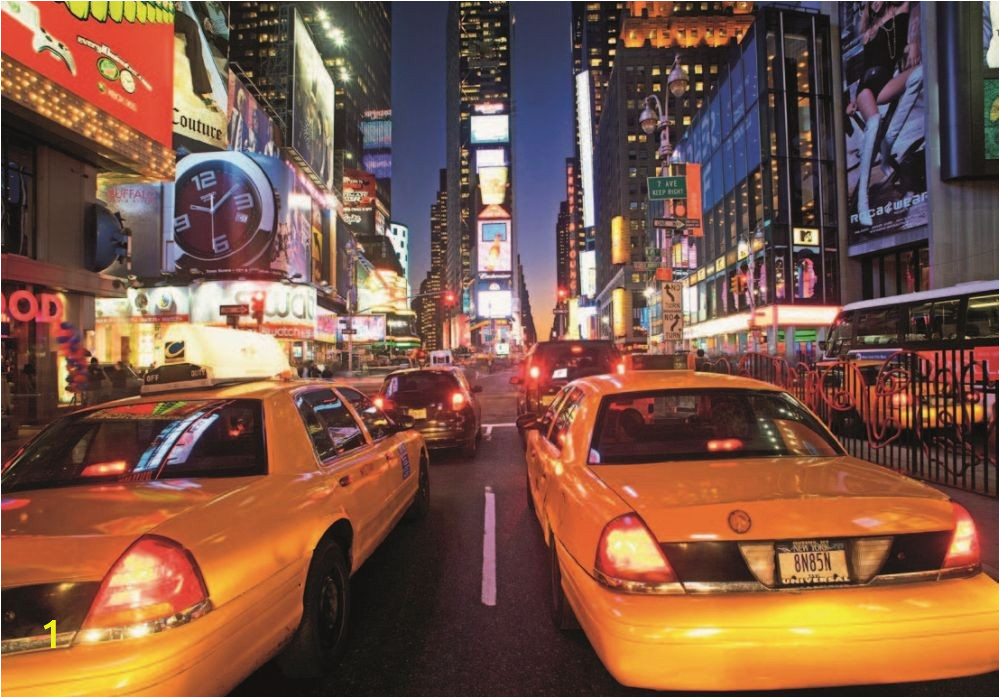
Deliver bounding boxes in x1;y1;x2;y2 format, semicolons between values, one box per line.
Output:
558;541;999;692
1;562;304;697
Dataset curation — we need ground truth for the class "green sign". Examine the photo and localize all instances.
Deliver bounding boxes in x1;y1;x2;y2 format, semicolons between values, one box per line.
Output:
647;176;687;200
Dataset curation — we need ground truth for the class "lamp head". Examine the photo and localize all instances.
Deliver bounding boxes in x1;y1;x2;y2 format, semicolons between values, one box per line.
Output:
639;106;659;135
668;59;690;98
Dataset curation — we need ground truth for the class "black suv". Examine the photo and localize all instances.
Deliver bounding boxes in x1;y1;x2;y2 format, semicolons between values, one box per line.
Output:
511;340;621;416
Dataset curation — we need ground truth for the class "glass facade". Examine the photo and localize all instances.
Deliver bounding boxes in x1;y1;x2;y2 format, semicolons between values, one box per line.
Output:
675;8;839;353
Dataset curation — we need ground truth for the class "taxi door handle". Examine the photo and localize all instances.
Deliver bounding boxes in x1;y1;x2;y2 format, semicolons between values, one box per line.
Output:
339;475;352;487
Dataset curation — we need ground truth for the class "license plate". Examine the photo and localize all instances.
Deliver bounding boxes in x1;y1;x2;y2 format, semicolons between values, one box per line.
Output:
540;395;555;406
776;540;849;586
409;408;427;420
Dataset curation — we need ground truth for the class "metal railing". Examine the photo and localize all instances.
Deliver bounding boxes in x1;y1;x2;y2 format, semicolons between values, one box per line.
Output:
704;350;998;497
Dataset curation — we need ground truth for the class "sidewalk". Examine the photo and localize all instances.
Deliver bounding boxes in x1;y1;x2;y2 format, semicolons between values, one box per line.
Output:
932;483;999;580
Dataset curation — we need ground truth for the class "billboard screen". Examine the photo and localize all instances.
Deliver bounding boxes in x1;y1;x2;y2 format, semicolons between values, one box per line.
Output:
477;290;512;319
173;1;229;151
471;115;510;144
579;249;596;298
477;220;511;273
343;169;376;237
189;280;316;339
167;152;310;278
986;1;998;160
478;166;508;206
840;2;927;245
0;0;174;146
575;71;596;228
476;148;507;169
228;71;281;156
361;116;392;150
362;153;392;180
338;315;386;343
292;10;335;191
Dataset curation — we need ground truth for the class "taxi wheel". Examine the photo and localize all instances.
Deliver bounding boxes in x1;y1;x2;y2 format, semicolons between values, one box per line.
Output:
404;457;430;521
277;539;351;679
549;535;579;631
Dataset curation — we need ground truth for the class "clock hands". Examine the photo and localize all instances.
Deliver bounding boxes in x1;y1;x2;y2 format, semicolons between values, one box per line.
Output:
209;185;240;214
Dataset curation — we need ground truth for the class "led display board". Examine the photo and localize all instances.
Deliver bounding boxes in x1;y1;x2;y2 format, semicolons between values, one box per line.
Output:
477;219;511;273
173;1;229;151
471;114;510;144
476;148;507;169
189;280;316;339
575;70;596;227
478;166;508;206
0;0;174;146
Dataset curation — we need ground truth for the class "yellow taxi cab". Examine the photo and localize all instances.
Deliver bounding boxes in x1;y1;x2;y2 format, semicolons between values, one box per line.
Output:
1;327;430;696
820;359;986;432
518;369;998;691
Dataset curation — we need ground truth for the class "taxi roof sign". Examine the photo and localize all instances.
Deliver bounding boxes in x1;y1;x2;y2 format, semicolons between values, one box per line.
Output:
142;326;292;394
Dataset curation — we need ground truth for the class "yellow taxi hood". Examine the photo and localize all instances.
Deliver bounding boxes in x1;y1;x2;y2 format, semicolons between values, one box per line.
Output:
1;479;253;587
589;456;954;542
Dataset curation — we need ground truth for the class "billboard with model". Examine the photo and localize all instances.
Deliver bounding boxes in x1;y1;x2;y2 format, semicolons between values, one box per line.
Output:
292;10;335;191
227;71;281;156
173;1;229;151
840;1;927;245
477;219;511;273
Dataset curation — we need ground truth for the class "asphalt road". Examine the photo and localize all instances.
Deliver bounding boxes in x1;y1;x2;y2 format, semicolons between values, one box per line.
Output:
234;369;998;697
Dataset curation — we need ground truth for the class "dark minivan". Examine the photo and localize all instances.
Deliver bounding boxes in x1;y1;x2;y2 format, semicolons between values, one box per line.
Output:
511;340;621;416
375;367;483;456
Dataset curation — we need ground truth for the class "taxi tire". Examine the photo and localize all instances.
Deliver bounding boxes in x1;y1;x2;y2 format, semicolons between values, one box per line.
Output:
549;535;579;631
404;457;430;521
277;540;351;679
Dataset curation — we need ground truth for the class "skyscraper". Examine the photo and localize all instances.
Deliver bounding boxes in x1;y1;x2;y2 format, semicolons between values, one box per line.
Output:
445;1;518;350
416;169;449;351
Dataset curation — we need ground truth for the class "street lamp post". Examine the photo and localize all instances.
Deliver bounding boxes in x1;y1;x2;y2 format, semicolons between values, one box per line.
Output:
745;226;766;353
639;56;689;354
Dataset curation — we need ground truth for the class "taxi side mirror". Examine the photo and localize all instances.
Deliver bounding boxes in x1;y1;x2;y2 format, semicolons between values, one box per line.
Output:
509;375;522;385
516;413;541;431
394;415;416;430
818;340;827;351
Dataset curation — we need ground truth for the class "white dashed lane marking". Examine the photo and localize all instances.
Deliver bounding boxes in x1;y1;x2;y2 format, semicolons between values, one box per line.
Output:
481;486;497;607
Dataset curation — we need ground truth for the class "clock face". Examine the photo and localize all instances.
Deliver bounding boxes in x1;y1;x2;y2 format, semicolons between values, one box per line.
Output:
173;156;273;267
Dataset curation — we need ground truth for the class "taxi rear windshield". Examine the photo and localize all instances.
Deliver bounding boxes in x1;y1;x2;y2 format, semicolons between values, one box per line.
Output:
2;399;266;492
383;372;460;404
589;389;842;465
532;343;617;383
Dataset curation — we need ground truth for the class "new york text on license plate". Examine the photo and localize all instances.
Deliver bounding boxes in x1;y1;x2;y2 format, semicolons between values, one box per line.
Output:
776;540;849;585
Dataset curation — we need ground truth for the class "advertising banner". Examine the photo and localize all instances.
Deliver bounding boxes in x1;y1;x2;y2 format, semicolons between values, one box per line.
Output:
476;148;507;170
579;249;597;298
227;71;281;156
96;176;164;278
361;111;392;150
611;216;628;265
173;1;229;151
292;10;335;191
343;169;376;237
477;289;513;319
685;163;703;237
477;219;511;273
126;287;191;323
471;115;510;144
337;316;386;343
987;1;999;160
167;152;310;278
362;152;392;180
478;166;508;206
190;280;316;338
840;2;927;244
0;1;174;145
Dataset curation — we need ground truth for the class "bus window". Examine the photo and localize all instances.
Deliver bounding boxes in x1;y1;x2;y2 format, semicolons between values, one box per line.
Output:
827;314;853;356
855;308;900;346
965;294;999;340
907;299;960;341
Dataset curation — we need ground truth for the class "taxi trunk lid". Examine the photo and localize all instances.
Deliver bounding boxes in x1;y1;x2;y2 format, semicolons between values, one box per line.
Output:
589;455;954;542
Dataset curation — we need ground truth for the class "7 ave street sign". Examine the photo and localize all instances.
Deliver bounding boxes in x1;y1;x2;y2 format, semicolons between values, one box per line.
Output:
647;176;687;200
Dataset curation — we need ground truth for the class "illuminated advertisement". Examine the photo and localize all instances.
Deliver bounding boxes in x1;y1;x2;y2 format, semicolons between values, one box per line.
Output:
579;249;596;297
575;71;596;228
478;166;509;206
190;280;317;339
292;10;335;190
228;71;281;156
840;2;927;244
337;316;386;343
470;114;510;144
611;216;628;265
126;287;190;323
611;287;630;338
986;1;999;159
476;148;507;169
343;169;376;237
361;113;392;150
362;152;392;180
96;176;163;277
173;1;229;151
685;163;703;237
477;220;511;273
0;1;174;146
167;152;310;278
477;290;512;319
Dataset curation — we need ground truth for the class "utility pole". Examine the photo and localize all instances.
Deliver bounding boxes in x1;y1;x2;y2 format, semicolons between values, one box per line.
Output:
346;238;356;374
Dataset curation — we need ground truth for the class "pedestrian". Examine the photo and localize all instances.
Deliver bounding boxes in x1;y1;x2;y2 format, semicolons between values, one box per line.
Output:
695;348;710;372
87;357;106;406
321;366;333;380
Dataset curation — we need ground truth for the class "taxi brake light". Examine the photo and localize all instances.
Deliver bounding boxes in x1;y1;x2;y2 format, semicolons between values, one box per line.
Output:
80;460;128;477
942;502;980;569
81;536;209;638
451;391;466;409
595;514;677;587
373;396;385;410
529;365;541;381
616;361;626;376
707;438;743;452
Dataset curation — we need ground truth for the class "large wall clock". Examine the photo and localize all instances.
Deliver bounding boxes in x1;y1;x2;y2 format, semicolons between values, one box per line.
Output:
172;152;277;271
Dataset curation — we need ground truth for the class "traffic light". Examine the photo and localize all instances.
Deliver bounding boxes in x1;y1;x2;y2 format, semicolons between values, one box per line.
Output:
557;287;568;301
250;291;266;328
443;290;456;307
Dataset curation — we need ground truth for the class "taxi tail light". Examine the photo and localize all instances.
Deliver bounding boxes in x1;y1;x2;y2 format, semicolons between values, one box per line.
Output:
373;396;386;410
528;365;541;381
616;361;626;376
942;502;980;569
451;391;466;410
850;536;893;582
82;536;209;633
595;514;677;587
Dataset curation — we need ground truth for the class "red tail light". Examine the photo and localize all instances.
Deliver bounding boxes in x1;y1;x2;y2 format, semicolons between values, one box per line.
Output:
451;391;466;410
373;396;385;410
528;365;541;381
80;536;209;641
595;514;678;589
942;502;980;569
616;361;626;375
707;438;743;452
80;460;128;477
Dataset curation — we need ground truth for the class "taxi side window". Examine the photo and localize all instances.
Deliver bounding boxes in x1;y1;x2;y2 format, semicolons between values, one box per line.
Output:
338;387;392;441
547;388;584;449
295;389;366;461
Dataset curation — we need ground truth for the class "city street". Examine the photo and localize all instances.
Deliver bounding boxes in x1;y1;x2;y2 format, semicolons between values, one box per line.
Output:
234;370;999;697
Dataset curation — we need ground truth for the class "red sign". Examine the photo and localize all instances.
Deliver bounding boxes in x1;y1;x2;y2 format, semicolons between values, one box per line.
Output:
1;1;174;146
1;291;64;323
